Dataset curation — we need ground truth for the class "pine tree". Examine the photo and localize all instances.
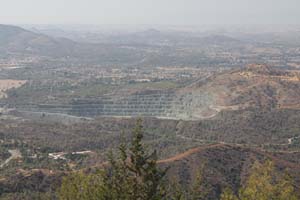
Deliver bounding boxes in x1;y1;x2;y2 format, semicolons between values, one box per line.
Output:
233;160;298;200
220;160;299;200
58;119;168;200
220;188;238;200
167;180;186;200
190;164;211;200
58;171;105;200
126;118;168;200
239;160;275;200
59;121;300;200
273;172;298;200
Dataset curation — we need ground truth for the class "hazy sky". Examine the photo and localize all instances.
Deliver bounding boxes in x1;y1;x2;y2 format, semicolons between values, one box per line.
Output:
0;0;299;25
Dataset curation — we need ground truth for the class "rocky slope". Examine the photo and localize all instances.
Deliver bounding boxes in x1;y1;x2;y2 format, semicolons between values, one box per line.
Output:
173;64;300;119
10;64;300;120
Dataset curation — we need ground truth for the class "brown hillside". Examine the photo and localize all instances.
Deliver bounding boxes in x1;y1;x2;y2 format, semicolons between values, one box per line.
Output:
186;64;300;117
159;144;300;198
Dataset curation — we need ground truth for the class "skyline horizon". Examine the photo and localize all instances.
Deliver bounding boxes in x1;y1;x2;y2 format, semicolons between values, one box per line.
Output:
1;0;299;26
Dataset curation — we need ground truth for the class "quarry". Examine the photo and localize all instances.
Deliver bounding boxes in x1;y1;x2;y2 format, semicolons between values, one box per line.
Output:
14;88;217;120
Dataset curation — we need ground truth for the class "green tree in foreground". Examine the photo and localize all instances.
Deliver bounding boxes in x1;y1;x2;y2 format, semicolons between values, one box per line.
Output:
58;119;299;200
221;160;298;200
190;164;211;200
220;188;238;200
58;119;168;200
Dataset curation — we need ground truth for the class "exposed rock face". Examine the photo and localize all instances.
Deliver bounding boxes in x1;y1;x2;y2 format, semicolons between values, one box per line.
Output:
15;65;300;120
70;91;177;118
30;89;217;120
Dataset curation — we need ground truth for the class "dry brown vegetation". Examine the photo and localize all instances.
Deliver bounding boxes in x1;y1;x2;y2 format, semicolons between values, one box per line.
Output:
0;80;26;98
200;64;300;111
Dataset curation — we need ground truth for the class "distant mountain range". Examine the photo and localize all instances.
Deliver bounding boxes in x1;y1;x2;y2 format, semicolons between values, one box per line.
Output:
0;24;145;64
0;24;78;57
0;24;245;61
2;24;299;69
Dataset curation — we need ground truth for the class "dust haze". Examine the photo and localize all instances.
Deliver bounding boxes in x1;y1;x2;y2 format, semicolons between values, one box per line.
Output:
0;0;299;25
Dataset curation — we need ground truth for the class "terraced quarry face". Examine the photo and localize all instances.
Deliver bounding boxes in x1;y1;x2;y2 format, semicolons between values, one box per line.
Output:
27;89;217;120
7;65;300;121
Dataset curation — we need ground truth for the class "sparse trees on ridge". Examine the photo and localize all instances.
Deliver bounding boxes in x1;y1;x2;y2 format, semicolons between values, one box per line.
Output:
58;119;299;200
58;119;168;200
221;160;298;200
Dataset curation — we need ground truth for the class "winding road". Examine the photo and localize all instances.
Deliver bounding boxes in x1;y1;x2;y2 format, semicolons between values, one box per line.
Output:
0;149;22;168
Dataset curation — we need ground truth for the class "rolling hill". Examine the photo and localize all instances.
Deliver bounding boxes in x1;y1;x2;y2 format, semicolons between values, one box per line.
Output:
0;24;144;63
0;24;77;57
160;144;300;199
175;64;300;119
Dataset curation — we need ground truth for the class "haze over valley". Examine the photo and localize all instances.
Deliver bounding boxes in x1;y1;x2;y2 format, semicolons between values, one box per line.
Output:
0;1;300;199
